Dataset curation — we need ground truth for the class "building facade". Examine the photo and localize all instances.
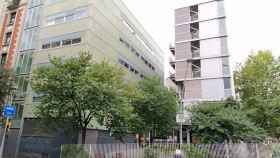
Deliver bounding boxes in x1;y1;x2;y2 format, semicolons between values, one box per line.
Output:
173;0;234;107
0;0;27;69
0;0;165;157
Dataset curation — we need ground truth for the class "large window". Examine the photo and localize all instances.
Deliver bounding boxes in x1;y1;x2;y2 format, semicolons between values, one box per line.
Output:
0;53;7;65
46;7;88;26
15;53;32;75
224;78;231;89
9;12;16;25
45;0;62;5
222;58;230;75
4;32;12;45
42;33;82;50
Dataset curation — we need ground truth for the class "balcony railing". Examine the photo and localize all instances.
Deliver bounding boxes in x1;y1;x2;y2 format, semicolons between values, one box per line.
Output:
191;30;199;39
190;11;198;21
192;70;201;78
191;48;200;58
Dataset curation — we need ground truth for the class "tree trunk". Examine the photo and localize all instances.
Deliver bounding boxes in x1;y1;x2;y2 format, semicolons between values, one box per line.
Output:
81;127;87;144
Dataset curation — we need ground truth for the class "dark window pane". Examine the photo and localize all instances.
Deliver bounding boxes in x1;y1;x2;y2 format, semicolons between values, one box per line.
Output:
5;32;12;45
62;39;72;46
51;41;61;48
0;53;7;65
72;37;81;44
9;12;16;25
42;43;51;49
224;78;231;89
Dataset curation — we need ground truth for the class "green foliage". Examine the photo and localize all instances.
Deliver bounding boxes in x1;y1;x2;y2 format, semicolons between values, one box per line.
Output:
60;145;89;158
131;77;178;137
234;50;280;137
182;144;208;158
0;66;14;106
272;144;280;158
144;147;159;158
191;101;266;143
32;52;133;143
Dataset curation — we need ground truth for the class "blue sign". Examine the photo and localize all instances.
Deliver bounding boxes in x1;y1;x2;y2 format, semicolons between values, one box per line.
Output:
3;104;16;118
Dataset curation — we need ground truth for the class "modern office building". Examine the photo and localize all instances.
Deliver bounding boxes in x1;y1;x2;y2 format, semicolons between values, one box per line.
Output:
0;0;165;157
172;0;234;108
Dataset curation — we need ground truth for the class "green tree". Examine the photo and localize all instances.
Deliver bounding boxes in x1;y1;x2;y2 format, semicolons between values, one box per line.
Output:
190;101;266;143
234;50;280;137
234;50;276;105
32;53;133;144
131;77;178;142
0;66;14;106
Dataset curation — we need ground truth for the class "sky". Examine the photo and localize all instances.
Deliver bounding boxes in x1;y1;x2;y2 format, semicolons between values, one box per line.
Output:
122;0;280;70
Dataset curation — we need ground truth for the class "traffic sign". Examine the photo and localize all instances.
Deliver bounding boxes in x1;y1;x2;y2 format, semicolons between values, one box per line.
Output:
3;104;16;118
176;113;185;123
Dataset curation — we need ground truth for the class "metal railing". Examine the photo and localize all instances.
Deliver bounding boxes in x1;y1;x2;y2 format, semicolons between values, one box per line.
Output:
190;30;199;39
60;143;280;158
192;70;201;78
191;48;200;58
190;12;198;21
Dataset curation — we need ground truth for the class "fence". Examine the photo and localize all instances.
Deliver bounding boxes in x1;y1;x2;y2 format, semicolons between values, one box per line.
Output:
60;143;280;158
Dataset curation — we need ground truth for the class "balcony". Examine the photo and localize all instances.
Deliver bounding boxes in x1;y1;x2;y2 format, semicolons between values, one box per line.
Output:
190;12;198;21
190;5;198;21
192;70;201;78
169;73;176;82
191;47;200;58
169;44;175;56
191;60;201;78
191;30;199;39
7;0;20;10
170;61;175;69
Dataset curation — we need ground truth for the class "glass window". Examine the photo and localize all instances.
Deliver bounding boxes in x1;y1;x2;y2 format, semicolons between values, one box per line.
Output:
224;78;231;89
51;41;61;48
46;7;87;26
42;43;51;49
4;32;12;45
0;53;7;65
62;39;72;46
72;38;81;44
9;12;16;25
54;16;64;24
222;58;230;75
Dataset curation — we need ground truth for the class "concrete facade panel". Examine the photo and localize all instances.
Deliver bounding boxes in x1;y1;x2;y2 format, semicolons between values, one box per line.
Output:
184;80;202;99
198;1;224;20
199;19;224;39
175;24;190;42
201;78;224;100
175;42;191;59
200;38;222;57
175;61;191;79
201;57;223;78
175;7;190;24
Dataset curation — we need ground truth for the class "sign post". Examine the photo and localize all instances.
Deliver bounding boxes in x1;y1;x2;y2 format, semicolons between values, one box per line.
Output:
0;104;16;158
176;113;185;145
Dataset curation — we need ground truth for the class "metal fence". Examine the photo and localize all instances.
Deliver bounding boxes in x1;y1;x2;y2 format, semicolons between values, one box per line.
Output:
60;143;280;158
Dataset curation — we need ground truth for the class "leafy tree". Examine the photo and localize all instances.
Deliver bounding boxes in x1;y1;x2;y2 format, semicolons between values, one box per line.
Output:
0;66;14;106
190;101;266;143
32;52;133;144
234;50;277;105
131;77;178;142
234;50;280;137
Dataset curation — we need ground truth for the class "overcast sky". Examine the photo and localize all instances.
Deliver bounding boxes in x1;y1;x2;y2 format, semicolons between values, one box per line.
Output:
122;0;280;70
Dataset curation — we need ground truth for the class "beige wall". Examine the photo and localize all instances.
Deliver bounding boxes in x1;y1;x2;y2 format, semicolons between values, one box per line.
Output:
175;7;190;24
184;80;201;99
